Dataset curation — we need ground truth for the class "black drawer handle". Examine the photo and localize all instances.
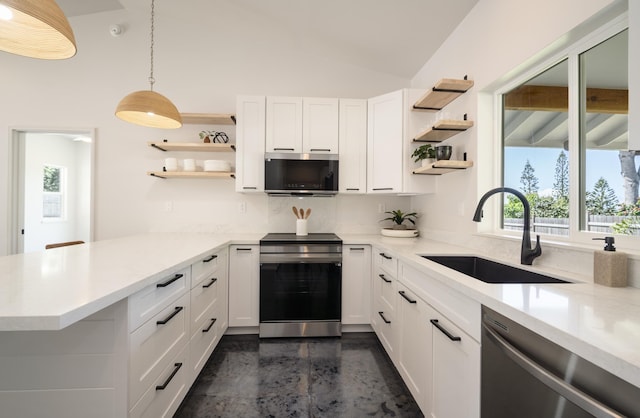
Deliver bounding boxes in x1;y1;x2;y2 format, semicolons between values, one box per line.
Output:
378;311;391;324
202;277;218;288
379;253;392;260
155;363;183;391
243;186;257;190
430;319;461;341
379;274;391;283
399;290;417;304
202;318;217;333
346;188;360;191
373;188;393;191
236;247;253;252
349;247;365;251
310;148;331;152
156;306;184;325
156;273;183;288
203;255;217;263
274;148;295;151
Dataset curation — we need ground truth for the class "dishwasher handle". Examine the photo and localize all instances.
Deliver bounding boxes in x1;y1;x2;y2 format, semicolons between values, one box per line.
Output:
483;323;625;418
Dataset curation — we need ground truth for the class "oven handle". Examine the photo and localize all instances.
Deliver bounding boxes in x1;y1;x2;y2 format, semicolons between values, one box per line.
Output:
260;254;342;263
483;323;624;418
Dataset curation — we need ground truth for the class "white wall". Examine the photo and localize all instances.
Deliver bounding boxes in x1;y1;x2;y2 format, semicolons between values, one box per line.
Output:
408;0;637;281
0;3;412;255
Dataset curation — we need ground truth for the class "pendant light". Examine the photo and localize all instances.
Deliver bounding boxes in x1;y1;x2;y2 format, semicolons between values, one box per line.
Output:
115;0;182;129
0;0;77;59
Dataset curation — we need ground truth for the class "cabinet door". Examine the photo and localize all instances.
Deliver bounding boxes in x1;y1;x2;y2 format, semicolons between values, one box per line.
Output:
235;95;266;192
228;245;260;327
430;314;480;418
341;245;371;325
303;97;339;153
339;99;367;194
266;96;303;153
367;90;403;193
396;283;432;413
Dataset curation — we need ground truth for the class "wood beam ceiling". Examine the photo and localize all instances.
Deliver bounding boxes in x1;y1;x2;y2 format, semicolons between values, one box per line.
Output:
504;85;628;114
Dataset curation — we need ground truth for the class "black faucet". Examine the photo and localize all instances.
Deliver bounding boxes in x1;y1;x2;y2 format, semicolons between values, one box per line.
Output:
472;187;542;265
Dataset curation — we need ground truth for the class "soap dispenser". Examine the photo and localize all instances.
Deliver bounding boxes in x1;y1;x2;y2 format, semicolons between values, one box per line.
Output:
593;236;627;287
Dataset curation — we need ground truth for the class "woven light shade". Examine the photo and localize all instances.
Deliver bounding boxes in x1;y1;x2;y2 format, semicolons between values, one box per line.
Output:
115;90;183;129
0;0;76;59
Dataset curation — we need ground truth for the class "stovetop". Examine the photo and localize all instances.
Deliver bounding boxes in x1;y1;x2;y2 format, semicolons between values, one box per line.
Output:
260;233;342;244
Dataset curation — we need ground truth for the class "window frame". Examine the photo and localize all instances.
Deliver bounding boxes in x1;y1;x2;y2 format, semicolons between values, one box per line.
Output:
488;14;634;248
42;164;67;222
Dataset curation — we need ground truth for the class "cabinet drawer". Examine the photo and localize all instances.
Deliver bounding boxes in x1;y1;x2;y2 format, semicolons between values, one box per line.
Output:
129;293;190;408
375;250;398;276
191;250;226;289
129;345;189;418
190;272;222;336
401;262;481;342
189;303;223;381
129;267;190;332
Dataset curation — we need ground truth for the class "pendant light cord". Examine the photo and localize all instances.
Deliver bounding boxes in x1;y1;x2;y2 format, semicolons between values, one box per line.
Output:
148;0;155;91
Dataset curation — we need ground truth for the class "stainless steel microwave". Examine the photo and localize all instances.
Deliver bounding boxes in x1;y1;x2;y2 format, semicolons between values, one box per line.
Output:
264;153;339;196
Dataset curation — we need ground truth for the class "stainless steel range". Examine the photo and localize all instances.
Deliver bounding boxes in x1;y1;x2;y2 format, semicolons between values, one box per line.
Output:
259;233;342;338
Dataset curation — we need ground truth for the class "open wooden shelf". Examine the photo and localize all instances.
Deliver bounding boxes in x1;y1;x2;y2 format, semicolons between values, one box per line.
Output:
413;119;474;142
412;160;473;175
148;171;235;179
413;78;474;111
180;113;236;125
148;141;236;152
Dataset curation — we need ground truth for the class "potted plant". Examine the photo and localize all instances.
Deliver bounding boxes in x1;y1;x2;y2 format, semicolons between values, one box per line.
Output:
411;144;436;167
380;209;417;230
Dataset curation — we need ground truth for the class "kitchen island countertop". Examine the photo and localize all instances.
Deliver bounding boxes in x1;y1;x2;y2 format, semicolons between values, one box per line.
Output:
1;232;639;388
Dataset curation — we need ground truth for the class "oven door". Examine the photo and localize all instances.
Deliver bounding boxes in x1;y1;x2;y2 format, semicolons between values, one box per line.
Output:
259;261;341;323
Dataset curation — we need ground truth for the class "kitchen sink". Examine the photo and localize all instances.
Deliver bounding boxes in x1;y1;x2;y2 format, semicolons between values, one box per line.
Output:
422;255;570;284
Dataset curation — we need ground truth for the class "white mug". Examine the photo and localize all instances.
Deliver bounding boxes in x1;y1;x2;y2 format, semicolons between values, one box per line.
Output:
183;158;196;172
165;158;178;171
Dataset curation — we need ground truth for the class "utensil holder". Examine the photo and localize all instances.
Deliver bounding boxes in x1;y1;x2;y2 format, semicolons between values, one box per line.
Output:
296;219;308;236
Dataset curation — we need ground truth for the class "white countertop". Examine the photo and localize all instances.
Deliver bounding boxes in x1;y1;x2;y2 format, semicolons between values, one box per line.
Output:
2;232;639;387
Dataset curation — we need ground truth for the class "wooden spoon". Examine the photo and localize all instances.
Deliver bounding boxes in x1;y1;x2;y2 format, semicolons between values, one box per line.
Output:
292;207;300;219
305;208;311;219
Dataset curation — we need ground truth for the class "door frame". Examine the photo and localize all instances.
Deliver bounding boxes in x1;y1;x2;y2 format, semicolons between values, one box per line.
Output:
7;127;96;254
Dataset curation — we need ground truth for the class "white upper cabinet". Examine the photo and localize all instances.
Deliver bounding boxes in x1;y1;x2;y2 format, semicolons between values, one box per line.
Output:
367;89;436;194
339;99;367;193
235;96;266;192
303;97;339;153
265;96;303;153
367;90;404;193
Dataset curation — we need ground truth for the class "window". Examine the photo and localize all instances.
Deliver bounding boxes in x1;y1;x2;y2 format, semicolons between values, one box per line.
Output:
43;165;65;220
500;26;638;239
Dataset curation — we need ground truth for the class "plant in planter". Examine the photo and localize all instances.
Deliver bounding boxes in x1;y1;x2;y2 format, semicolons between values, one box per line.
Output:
380;209;418;230
411;144;436;166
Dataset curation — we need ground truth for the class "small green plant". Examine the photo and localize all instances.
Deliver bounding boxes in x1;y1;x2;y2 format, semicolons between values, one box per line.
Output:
380;210;417;229
411;144;436;163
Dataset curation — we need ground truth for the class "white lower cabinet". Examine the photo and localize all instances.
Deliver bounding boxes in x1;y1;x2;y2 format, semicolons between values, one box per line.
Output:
228;245;260;327
430;312;480;418
371;248;399;361
396;282;431;413
188;249;228;382
379;261;481;418
342;245;371;325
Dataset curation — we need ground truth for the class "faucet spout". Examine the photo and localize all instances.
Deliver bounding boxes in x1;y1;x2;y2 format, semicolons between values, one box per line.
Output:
473;187;542;265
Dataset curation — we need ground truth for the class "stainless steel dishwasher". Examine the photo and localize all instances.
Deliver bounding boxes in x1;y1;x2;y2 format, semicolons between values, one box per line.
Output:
482;306;640;417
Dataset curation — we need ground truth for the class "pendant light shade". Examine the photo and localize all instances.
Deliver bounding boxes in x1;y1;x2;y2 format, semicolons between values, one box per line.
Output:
115;0;181;129
0;0;77;59
116;90;182;129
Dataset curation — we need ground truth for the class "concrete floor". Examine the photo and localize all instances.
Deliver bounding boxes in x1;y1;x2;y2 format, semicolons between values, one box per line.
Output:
174;333;423;417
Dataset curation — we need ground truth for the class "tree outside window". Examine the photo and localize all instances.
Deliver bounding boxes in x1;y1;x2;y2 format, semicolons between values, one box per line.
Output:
43;165;65;219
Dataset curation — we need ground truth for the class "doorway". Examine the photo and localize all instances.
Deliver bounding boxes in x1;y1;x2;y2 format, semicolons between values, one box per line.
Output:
9;129;94;254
